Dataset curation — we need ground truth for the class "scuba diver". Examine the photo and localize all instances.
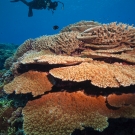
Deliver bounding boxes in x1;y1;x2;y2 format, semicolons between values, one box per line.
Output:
10;0;64;17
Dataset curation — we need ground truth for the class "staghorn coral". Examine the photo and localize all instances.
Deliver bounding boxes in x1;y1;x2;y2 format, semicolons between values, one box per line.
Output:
50;61;135;88
22;91;135;135
60;20;100;33
4;70;55;97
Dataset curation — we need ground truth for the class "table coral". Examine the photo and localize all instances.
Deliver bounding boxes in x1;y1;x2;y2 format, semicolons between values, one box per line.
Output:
60;20;100;33
107;93;135;107
22;91;135;135
49;61;135;88
20;52;92;65
4;70;55;97
2;20;135;135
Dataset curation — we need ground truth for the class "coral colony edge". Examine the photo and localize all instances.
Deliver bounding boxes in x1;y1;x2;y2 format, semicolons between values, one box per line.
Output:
0;20;135;135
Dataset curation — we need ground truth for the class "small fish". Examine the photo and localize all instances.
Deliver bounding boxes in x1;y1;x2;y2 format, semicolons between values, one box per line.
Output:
53;25;59;30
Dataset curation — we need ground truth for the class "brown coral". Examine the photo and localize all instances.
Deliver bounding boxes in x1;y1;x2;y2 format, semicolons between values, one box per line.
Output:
2;20;135;135
8;107;23;126
22;91;108;135
0;106;15;132
60;20;100;33
77;22;135;46
19;50;54;64
22;91;135;135
31;31;82;55
13;31;82;62
107;93;135;107
20;52;92;65
76;22;135;64
4;70;55;97
81;49;135;64
49;61;135;88
14;39;34;61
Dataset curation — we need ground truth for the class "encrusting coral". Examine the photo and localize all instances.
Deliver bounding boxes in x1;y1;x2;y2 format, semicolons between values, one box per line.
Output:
2;20;135;135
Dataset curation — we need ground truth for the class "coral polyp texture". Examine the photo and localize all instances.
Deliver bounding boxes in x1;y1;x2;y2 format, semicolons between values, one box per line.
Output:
50;61;135;88
13;31;82;61
77;22;135;45
4;70;54;97
22;91;135;135
20;52;92;65
60;20;100;32
2;20;135;135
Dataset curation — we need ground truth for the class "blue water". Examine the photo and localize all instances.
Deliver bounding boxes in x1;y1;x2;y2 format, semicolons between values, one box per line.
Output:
0;0;135;44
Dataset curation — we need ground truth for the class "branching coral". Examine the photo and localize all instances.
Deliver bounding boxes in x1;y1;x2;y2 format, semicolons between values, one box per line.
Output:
77;22;135;46
13;31;82;61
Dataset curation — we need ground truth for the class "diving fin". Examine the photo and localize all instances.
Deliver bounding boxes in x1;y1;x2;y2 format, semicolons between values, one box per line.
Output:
10;0;20;2
28;7;33;17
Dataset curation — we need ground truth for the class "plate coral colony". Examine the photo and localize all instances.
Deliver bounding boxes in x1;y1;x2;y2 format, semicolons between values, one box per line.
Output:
1;20;135;135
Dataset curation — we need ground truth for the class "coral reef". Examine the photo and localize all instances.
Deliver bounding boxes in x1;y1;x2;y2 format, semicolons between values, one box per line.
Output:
8;107;23;126
0;43;19;70
0;98;15;134
4;70;55;97
22;91;135;135
2;20;135;135
60;20;100;32
49;61;135;88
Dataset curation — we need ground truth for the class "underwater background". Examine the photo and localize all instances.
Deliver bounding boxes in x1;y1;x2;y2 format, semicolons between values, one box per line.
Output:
1;0;135;135
0;0;135;44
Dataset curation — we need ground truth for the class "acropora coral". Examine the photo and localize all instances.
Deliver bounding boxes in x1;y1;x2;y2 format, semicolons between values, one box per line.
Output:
2;20;135;135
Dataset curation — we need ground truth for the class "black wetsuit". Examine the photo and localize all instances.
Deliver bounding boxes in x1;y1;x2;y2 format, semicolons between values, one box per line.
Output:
11;0;49;17
10;0;63;17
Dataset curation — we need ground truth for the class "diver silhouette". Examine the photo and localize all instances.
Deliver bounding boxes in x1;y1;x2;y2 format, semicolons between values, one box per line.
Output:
10;0;64;17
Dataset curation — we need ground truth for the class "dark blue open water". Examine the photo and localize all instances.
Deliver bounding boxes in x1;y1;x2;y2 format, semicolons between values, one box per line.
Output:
0;0;135;44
